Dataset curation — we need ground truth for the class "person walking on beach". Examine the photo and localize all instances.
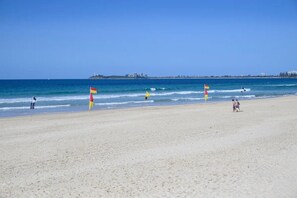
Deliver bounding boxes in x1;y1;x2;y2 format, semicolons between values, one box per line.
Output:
235;99;240;112
232;99;236;112
30;96;36;109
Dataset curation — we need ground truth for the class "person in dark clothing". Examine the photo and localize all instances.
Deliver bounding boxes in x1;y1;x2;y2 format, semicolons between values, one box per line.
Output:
232;99;236;112
235;99;240;111
30;97;37;109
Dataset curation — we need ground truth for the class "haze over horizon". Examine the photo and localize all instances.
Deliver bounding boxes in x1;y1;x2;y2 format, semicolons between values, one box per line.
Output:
0;0;296;79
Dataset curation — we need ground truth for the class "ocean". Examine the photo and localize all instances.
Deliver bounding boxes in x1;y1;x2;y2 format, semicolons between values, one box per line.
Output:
1;78;297;117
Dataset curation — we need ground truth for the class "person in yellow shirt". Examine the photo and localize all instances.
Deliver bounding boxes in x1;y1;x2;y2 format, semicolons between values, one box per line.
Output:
145;92;150;100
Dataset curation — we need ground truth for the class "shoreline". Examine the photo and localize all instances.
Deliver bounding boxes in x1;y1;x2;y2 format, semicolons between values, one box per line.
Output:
1;94;295;119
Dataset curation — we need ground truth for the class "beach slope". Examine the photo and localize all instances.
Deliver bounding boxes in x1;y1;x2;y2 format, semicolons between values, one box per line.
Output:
1;96;297;197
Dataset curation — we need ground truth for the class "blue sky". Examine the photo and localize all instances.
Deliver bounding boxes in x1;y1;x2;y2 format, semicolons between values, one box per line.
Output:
0;0;296;79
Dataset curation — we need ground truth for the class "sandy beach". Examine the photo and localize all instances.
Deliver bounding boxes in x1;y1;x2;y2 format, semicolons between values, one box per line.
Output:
1;96;297;197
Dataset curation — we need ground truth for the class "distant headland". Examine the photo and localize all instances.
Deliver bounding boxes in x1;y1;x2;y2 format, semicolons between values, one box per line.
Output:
89;73;148;79
89;71;297;79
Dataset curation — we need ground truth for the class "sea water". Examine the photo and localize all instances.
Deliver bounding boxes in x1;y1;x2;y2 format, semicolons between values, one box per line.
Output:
0;78;297;117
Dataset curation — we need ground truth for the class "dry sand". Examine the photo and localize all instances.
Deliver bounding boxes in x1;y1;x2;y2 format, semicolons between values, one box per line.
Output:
1;96;297;198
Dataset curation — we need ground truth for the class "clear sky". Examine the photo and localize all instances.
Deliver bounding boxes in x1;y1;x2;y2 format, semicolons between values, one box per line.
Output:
0;0;296;79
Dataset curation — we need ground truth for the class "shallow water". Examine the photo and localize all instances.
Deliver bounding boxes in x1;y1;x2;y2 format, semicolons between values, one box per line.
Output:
1;78;297;117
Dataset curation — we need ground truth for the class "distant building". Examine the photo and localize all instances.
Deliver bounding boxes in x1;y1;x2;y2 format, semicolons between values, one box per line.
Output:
126;73;148;78
288;71;297;75
280;70;297;77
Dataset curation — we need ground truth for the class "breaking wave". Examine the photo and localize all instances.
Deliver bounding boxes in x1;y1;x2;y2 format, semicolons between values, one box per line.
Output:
95;100;154;106
0;88;252;104
171;97;206;101
0;104;71;111
217;95;255;99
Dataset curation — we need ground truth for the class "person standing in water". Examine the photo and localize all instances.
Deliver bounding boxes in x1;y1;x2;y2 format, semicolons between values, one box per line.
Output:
30;96;37;109
145;91;150;100
241;87;246;93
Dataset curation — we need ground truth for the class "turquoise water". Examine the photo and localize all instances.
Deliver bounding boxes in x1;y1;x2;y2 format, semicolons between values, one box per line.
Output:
0;78;297;117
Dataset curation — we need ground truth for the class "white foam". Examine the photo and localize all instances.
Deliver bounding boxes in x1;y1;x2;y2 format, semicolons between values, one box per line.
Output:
217;96;233;99
263;84;297;87
96;93;144;99
235;95;255;98
151;91;203;96
101;91;204;98
95;100;154;106
213;88;251;93
0;94;145;104
0;96;88;104
0;106;29;110
171;97;205;101
0;89;251;104
255;95;276;99
0;104;71;111
218;95;255;99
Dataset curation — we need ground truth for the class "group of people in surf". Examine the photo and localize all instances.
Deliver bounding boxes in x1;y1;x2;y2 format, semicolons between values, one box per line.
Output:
29;88;243;110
